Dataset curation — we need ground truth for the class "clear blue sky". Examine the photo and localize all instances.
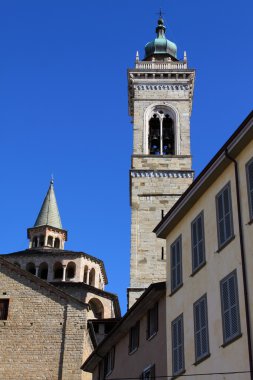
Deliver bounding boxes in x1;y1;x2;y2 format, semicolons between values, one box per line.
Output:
0;0;252;313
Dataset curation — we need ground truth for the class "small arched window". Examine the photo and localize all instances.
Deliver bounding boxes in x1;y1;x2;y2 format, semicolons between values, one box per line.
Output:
54;238;60;249
83;265;88;283
89;268;95;287
148;110;175;155
39;235;44;247
32;237;39;248
47;236;53;247
89;298;104;319
26;262;36;275
66;262;76;280
53;262;63;280
38;262;48;280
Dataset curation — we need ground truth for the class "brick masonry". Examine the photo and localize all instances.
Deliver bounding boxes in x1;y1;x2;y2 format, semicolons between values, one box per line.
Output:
0;258;91;380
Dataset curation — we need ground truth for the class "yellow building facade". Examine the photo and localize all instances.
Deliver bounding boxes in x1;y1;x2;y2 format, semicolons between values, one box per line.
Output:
155;111;253;379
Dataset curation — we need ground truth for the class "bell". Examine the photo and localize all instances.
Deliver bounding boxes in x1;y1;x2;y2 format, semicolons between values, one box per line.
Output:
163;135;169;144
151;134;159;144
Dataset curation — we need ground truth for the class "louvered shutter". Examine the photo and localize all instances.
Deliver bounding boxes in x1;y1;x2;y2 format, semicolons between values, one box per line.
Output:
171;236;182;291
216;183;233;247
221;271;241;343
194;295;209;361
247;160;253;219
172;315;184;376
191;212;205;271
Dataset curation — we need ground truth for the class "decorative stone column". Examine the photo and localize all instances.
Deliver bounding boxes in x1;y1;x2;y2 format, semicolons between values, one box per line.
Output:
62;265;67;282
86;268;90;285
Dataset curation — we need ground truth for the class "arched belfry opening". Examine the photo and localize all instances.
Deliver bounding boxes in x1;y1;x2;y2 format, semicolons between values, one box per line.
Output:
148;110;175;155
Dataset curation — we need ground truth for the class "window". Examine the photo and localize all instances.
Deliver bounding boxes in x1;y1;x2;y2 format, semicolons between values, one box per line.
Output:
246;158;253;220
53;262;63;280
147;303;158;339
26;262;36;275
0;299;9;320
172;314;184;376
54;238;60;248
191;212;205;273
141;364;155;380
38;262;48;280
148;110;174;155
193;295;209;362
129;321;140;353
47;236;53;247
216;183;234;249
66;262;76;279
104;347;115;377
171;236;182;292
89;298;104;319
220;270;241;345
39;235;44;247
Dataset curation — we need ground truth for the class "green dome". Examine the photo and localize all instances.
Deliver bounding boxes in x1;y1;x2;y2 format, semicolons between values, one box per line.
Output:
144;17;177;59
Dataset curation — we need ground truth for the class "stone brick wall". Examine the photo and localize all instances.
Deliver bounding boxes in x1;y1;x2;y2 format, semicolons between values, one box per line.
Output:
0;261;89;380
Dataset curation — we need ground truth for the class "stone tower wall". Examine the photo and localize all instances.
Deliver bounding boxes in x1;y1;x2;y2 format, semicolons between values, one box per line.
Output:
128;61;195;308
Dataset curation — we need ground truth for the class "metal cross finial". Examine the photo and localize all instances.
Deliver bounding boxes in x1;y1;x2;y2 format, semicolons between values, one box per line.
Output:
157;8;165;18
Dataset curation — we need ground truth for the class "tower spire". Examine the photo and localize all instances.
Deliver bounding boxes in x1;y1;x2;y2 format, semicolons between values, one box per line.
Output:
27;180;67;250
34;179;62;229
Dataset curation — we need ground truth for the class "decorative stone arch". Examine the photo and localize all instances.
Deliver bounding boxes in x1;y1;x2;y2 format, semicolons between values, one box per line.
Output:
53;262;63;280
143;103;180;155
66;261;76;280
38;262;48;280
89;268;96;287
26;262;36;275
88;298;104;319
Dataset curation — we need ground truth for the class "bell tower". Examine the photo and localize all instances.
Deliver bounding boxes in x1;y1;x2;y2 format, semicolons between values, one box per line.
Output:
128;16;195;308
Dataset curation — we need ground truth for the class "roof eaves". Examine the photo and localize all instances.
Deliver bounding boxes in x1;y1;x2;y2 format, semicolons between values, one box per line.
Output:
81;282;165;372
154;110;253;238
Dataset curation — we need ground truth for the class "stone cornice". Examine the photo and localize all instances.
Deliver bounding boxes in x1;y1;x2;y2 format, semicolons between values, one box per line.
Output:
128;67;195;116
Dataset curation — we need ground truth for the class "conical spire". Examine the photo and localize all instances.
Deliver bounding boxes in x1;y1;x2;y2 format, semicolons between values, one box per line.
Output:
34;179;62;229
